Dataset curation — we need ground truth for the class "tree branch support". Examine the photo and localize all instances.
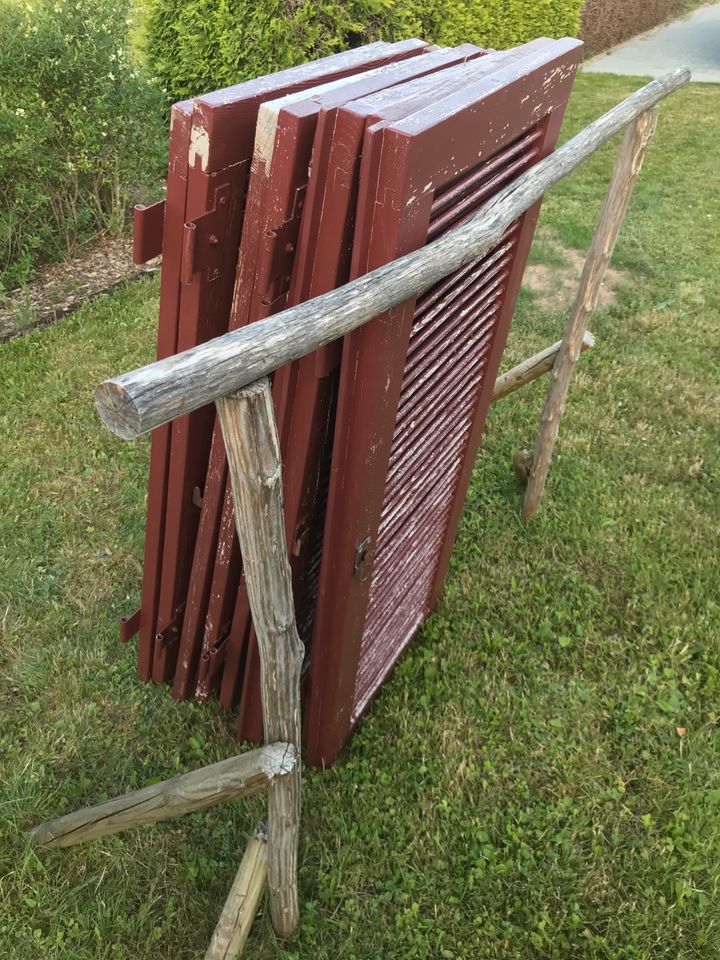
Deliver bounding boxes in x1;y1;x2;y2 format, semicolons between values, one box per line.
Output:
216;377;303;939
522;107;659;520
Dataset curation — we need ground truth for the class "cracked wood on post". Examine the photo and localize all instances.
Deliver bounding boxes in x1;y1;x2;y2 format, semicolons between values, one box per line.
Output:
492;331;595;402
205;822;268;960
215;378;303;939
522;107;659;520
29;742;296;849
94;68;690;442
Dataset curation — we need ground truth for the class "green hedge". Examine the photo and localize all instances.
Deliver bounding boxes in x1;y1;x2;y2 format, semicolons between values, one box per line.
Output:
581;0;688;54
146;0;584;102
416;0;582;49
0;0;165;290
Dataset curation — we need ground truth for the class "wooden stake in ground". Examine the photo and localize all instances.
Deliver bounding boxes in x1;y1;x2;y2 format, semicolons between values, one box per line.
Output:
522;107;659;520
29;743;296;849
205;822;268;960
216;378;303;939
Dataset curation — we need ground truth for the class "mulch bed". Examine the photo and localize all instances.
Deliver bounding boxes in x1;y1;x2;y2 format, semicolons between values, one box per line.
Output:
0;236;160;343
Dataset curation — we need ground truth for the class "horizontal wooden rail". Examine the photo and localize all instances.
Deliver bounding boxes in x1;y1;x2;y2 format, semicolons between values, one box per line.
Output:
30;742;296;848
95;68;689;440
492;330;595;402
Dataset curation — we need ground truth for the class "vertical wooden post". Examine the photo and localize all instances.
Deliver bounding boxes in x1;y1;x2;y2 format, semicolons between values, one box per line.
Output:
216;378;303;938
522;107;659;520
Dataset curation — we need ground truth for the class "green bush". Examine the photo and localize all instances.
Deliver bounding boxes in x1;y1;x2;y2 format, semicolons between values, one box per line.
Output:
146;0;422;101
0;0;166;291
146;0;583;103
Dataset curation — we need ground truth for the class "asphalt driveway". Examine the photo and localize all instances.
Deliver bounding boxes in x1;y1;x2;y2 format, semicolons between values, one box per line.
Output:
584;3;720;82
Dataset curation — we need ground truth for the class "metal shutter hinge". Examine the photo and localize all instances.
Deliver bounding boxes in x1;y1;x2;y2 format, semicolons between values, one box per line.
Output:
181;183;231;284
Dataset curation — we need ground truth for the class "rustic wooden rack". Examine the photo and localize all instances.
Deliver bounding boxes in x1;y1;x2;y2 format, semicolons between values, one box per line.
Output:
31;67;689;958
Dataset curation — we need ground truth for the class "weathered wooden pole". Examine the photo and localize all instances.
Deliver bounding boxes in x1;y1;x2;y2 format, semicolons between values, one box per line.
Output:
94;70;689;442
522;107;659;520
215;378;303;939
492;331;595;402
29;742;296;849
205;822;268;960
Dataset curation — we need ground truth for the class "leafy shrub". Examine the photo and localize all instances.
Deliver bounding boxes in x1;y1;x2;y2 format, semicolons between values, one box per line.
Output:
146;0;584;103
146;0;422;101
0;0;166;291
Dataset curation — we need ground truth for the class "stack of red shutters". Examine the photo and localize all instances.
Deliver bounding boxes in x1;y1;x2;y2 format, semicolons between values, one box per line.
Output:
127;36;583;765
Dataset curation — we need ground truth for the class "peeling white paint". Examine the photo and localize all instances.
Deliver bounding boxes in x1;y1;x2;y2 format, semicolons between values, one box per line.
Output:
189;123;210;171
254;69;390;167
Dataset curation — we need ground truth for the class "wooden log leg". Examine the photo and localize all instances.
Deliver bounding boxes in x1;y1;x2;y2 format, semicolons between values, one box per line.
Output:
522;107;659;520
205;822;268;960
216;378;303;939
29;743;296;849
492;331;595;403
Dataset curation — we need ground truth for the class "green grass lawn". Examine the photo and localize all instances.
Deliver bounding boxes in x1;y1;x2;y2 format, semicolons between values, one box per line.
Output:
0;72;718;959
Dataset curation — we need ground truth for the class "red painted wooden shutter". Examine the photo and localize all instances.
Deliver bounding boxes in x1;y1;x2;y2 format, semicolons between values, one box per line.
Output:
306;38;583;766
134;41;427;687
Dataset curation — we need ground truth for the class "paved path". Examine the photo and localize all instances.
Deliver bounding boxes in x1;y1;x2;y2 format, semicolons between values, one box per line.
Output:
584;3;720;83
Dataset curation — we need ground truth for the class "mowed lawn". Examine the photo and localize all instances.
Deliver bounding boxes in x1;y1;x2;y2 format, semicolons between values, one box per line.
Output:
0;73;718;959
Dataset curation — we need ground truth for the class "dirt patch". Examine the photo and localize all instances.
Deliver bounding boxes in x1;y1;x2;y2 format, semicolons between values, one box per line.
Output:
0;236;159;343
0;229;626;342
523;237;626;312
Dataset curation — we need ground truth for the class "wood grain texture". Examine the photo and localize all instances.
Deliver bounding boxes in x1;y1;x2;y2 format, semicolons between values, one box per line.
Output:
205;822;268;960
522;108;659;520
29;743;296;849
95;68;689;440
492;331;595;402
215;379;303;939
